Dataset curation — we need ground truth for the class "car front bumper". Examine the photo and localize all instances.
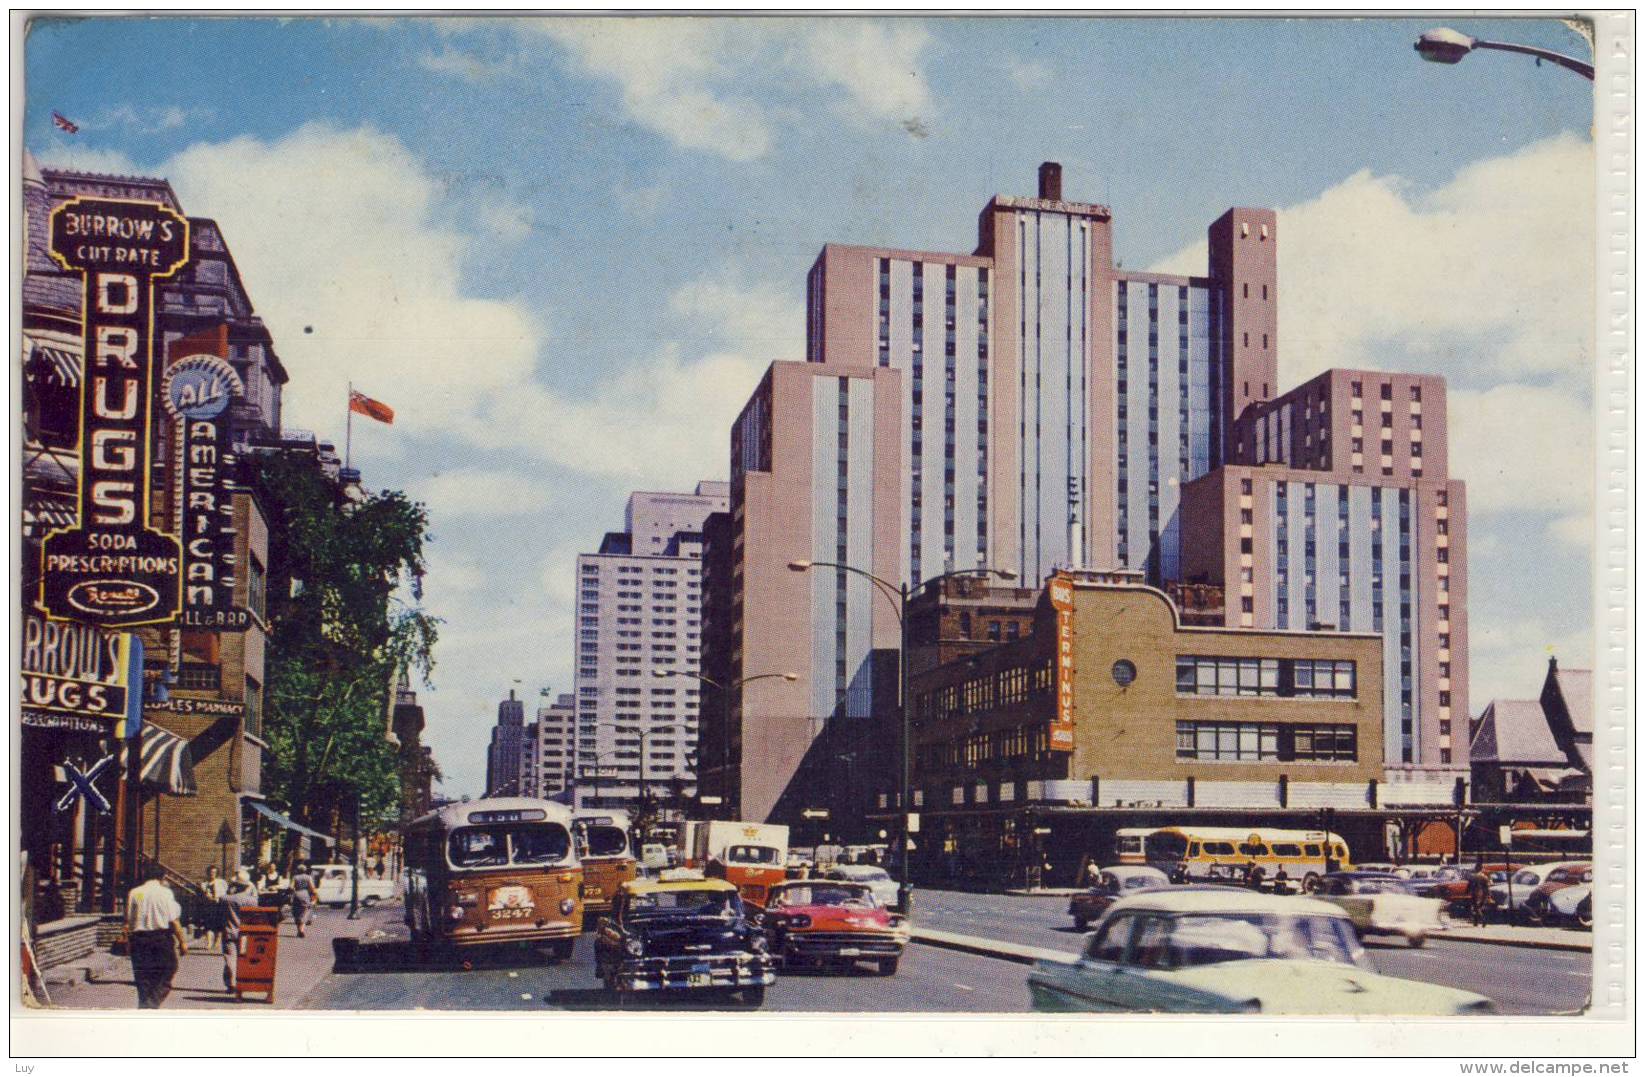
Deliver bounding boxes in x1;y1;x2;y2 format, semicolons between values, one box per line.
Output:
615;954;776;992
778;930;906;963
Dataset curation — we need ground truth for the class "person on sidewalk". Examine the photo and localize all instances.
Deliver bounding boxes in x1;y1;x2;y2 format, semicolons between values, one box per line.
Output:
125;864;188;1009
220;870;260;992
1467;858;1493;927
199;865;229;951
289;862;319;938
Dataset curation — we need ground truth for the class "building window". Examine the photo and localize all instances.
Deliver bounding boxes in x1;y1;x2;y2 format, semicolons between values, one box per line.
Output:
1176;656;1355;699
1175;721;1279;762
244;675;263;738
247;552;267;622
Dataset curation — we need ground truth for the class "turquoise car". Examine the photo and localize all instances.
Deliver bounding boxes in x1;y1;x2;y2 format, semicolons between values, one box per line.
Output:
1027;889;1496;1015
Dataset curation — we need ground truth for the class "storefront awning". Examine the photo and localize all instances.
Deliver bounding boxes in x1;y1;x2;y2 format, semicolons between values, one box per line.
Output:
105;726;198;796
246;799;335;845
26;341;79;388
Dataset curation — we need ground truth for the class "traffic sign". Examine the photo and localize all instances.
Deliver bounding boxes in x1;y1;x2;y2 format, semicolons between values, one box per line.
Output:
802;808;829;820
54;755;114;815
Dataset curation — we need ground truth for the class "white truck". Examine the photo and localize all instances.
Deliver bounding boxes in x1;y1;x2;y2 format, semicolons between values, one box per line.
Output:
313;863;397;906
693;821;790;909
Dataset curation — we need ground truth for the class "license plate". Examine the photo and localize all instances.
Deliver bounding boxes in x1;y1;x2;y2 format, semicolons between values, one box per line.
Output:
688;973;712;987
491;907;532;920
838;947;860;957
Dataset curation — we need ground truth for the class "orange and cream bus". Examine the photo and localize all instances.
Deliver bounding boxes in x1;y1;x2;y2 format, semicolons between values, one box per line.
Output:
572;809;637;919
403;797;582;959
1143;826;1354;890
1113;828;1161;865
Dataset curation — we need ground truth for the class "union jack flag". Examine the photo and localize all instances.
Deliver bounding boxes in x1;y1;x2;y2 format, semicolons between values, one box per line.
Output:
51;111;78;134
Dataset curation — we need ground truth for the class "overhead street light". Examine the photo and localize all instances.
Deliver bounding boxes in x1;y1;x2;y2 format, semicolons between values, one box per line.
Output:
1414;27;1594;80
654;667;797;820
787;558;1018;916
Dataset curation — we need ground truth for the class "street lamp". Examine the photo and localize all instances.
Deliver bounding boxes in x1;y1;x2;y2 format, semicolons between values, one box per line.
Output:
787;558;1017;915
1414;27;1594;80
654;668;797;820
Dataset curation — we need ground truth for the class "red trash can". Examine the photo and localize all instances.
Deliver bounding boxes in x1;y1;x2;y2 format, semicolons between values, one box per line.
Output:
237;906;280;1004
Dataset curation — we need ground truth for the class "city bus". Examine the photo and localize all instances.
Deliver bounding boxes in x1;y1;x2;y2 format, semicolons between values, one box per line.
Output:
403;797;583;959
572;808;637;920
1113;828;1161;865
1143;826;1353;890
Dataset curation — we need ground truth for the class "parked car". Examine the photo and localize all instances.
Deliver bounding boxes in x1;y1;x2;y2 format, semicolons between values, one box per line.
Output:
1312;872;1444;947
1069;866;1172;931
1500;861;1585;920
1514;863;1592;925
1026;889;1496;1015
313;863;397;907
593;876;775;1005
1430;863;1523;912
1406;863;1468;900
1548;883;1593;929
815;864;899;908
761;879;907;975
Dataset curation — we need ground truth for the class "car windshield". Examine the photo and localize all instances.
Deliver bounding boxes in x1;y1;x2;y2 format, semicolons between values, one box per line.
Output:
775;884;875;908
1144;833;1188;860
846;868;890;882
1126;874;1164;889
1512;870;1541;887
1433;866;1466;881
1160;914;1365;969
726;844;781;865
628;889;740;919
448;824;571;868
578;824;629;859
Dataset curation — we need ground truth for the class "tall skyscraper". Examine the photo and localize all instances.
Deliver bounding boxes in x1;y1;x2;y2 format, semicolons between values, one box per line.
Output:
715;163;1468;825
484;689;526;796
572;482;728;810
523;691;576;799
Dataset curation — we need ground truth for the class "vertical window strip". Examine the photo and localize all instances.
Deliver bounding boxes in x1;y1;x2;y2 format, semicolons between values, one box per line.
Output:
977;266;990;559
911;261;925;586
1398;487;1413;762
1116;283;1129;565
836;378;850;707
1147;283;1160;578
944;263;957;562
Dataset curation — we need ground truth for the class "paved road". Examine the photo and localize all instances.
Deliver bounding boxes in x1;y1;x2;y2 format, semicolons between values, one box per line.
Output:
297;933;1030;1012
912;888;1591;1016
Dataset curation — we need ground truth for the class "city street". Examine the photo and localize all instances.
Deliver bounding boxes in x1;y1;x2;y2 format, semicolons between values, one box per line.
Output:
263;891;1592;1016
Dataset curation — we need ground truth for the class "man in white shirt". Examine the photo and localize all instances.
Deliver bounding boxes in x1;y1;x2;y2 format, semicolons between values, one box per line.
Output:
125;864;188;1008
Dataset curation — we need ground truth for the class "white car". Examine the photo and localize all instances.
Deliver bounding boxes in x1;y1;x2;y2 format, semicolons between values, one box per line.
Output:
313;864;397;906
1027;889;1495;1015
1492;861;1586;918
1549;883;1593;928
1314;873;1445;946
818;864;900;909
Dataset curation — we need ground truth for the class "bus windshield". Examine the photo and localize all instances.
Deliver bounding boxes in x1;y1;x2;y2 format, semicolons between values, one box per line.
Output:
448;824;572;869
726;844;781;865
1144;832;1189;861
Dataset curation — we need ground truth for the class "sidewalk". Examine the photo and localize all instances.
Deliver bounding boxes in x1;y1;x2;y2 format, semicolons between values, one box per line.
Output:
38;901;402;1011
1436;922;1592;952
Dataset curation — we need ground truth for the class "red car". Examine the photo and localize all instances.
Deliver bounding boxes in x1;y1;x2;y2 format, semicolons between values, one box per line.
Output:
1430;863;1523;911
760;879;909;976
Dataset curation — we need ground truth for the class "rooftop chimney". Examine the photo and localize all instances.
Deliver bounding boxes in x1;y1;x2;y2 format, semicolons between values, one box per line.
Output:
1038;161;1063;202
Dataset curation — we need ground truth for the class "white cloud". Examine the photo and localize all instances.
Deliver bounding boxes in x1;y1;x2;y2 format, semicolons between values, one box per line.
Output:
667;275;804;356
801;22;934;126
80;104;214;134
536;19;773;162
1549;514;1595;549
1469;613;1594;703
34;144;138;175
413;469;559;518
1151;133;1595;389
615;182;668;218
1449;383;1594;520
155;123;542;440
416;46;522;81
475;199;535;243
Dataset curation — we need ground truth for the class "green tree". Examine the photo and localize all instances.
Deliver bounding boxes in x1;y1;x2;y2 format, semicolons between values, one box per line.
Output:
250;453;439;830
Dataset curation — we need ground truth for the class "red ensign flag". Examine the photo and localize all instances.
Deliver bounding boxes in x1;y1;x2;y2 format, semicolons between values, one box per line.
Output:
349;390;394;425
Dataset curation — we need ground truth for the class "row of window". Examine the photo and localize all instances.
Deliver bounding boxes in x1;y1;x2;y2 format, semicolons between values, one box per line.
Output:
1175;721;1358;762
1175;656;1357;700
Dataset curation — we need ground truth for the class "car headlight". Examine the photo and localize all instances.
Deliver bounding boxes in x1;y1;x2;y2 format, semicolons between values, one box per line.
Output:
749;933;768;953
624;937;644;957
560;898;576;915
787;914;811;929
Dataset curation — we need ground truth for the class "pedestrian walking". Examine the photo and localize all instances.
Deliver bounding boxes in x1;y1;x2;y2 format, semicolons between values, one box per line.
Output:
289;862;319;937
1273;865;1291;895
199;865;228;950
125;864;188;1009
1248;863;1267;891
220;870;260;992
1468;857;1492;927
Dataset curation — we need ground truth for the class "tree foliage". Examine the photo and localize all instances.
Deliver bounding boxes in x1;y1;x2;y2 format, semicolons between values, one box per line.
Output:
250;453;439;829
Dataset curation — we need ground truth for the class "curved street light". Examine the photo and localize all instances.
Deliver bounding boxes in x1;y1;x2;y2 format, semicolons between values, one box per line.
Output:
1414;27;1594;80
653;668;797;820
786;559;1018;914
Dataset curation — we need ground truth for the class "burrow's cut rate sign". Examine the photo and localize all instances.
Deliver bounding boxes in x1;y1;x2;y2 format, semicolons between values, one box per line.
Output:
41;198;190;627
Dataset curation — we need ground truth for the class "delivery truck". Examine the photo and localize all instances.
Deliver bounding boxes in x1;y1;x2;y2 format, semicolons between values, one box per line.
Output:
694;821;789;910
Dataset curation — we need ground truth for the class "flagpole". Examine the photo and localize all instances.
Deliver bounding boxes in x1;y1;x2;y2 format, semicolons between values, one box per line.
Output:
345;380;353;471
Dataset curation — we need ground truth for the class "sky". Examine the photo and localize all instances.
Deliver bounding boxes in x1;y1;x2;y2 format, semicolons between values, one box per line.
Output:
24;15;1599;797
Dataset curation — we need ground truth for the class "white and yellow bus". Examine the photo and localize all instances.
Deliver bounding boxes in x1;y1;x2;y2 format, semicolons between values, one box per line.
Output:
1143;826;1353;890
1113;828;1161;865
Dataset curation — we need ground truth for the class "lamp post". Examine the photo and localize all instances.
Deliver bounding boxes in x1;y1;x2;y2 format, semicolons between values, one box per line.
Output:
654;669;798;820
788;559;1017;915
1414;27;1594;80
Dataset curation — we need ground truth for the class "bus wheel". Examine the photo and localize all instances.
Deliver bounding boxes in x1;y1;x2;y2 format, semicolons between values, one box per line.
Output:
1302;873;1321;893
740;986;766;1007
551;939;575;963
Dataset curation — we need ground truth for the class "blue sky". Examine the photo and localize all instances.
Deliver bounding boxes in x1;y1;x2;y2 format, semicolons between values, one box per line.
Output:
25;15;1598;796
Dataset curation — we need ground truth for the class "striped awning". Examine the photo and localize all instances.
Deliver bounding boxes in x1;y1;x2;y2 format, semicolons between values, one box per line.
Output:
25;340;79;389
108;726;198;796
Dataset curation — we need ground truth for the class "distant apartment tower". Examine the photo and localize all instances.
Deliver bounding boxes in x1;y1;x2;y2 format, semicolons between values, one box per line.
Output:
572;483;729;811
523;691;576;800
484;689;527;797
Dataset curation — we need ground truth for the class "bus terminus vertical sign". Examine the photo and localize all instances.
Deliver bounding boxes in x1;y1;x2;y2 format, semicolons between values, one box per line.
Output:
40;197;190;627
1048;574;1076;752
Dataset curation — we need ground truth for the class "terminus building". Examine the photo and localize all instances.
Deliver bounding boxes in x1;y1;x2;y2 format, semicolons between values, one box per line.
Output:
709;162;1469;833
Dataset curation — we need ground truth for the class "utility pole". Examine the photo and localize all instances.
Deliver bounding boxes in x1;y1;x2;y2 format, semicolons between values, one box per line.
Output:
348;785;362;919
